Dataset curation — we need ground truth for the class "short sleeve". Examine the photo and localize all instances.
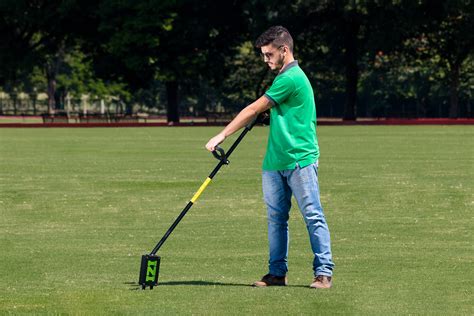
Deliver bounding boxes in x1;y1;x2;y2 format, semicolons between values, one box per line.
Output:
264;75;295;106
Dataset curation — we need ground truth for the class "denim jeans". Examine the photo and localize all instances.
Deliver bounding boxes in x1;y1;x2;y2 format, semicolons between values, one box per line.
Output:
262;162;334;277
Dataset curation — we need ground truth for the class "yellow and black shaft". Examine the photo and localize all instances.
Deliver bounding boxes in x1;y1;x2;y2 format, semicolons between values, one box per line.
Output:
149;118;257;256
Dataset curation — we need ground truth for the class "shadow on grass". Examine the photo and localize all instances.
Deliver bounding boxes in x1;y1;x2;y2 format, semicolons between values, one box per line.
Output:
158;280;250;287
124;280;249;289
125;281;308;289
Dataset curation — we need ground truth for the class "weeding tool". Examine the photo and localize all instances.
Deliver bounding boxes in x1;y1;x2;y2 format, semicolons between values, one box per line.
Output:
139;118;259;289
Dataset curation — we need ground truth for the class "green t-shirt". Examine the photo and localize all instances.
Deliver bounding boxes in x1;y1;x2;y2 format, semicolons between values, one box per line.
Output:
263;61;319;171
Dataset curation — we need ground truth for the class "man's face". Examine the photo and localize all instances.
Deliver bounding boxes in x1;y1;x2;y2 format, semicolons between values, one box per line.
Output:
260;44;284;71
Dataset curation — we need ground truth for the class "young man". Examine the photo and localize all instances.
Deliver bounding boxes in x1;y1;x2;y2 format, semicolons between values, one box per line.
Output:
205;26;334;289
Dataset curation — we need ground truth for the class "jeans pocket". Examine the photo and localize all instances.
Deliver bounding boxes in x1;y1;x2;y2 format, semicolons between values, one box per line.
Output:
313;161;319;176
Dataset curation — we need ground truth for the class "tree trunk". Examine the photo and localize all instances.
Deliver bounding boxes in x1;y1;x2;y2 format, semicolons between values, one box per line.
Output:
166;81;179;123
32;93;37;115
45;44;65;115
46;70;56;114
12;92;18;115
342;14;360;121
448;61;460;118
125;102;133;115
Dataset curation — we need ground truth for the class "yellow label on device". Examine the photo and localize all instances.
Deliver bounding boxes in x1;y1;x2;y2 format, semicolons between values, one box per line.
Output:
190;177;212;203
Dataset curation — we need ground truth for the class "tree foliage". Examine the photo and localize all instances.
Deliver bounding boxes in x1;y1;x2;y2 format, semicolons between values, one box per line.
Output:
0;0;472;119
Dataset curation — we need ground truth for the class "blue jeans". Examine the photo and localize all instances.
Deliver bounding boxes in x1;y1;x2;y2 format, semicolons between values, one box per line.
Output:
262;162;334;277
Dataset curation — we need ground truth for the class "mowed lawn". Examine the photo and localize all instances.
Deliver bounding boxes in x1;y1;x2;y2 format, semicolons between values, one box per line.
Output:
0;126;472;314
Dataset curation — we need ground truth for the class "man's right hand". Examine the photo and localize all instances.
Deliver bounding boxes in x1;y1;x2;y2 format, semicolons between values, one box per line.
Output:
205;133;226;152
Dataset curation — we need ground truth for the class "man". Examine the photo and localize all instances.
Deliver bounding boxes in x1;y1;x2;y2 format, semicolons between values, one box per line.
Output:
205;26;334;289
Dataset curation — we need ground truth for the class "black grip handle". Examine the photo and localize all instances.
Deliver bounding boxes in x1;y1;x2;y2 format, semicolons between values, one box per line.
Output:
212;146;229;164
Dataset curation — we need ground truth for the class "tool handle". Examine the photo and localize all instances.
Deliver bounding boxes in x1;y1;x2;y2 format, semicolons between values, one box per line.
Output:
212;146;229;164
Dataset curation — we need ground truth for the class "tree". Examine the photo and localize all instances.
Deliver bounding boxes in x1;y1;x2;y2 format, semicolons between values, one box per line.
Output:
0;0;99;113
426;1;474;118
358;0;474;118
0;1;42;86
242;0;415;119
94;0;248;123
56;48;130;111
293;1;419;120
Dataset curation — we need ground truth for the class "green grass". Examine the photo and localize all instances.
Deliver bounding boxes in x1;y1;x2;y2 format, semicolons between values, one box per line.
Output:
0;126;472;314
0;116;43;123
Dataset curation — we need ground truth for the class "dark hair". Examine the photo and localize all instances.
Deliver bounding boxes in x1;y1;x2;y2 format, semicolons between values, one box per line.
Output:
255;26;294;53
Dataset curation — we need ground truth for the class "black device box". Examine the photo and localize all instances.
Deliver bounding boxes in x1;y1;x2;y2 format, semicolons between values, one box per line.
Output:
139;254;161;289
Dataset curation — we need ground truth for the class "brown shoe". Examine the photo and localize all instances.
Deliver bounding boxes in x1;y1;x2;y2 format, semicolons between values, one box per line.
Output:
310;275;332;289
253;274;288;287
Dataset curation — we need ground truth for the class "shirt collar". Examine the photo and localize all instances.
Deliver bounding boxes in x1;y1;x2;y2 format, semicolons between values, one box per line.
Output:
279;60;298;75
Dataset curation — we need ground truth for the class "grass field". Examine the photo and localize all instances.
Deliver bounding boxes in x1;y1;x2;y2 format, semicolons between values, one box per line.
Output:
0;126;472;314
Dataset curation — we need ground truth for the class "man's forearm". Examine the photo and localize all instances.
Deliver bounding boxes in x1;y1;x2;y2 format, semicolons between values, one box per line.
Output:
221;95;272;138
205;95;271;152
221;106;258;138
